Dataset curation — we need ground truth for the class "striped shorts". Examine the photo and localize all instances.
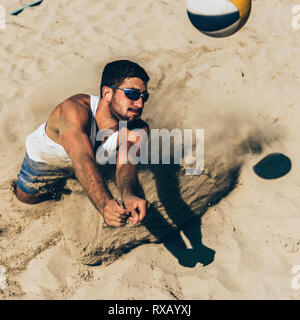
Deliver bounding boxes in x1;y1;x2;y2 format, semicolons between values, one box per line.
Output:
17;153;72;194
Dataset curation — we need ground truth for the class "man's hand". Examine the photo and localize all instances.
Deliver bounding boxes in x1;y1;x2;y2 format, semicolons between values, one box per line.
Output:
103;199;130;227
122;195;150;225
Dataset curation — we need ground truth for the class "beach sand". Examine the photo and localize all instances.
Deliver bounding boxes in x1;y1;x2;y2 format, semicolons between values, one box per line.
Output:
1;0;300;299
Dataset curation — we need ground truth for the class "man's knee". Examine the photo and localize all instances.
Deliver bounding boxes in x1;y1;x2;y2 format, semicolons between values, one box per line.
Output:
15;186;43;204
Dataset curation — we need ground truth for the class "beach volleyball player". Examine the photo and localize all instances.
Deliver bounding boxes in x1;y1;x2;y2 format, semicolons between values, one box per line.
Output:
16;60;151;227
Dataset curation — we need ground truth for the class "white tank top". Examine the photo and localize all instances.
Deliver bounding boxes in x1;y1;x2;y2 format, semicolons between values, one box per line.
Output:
26;95;101;167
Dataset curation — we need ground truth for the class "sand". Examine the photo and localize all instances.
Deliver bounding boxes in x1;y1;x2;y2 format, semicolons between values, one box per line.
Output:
1;0;300;300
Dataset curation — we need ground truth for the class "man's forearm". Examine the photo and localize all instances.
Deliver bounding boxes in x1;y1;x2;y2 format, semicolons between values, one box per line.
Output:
74;156;112;214
116;163;139;199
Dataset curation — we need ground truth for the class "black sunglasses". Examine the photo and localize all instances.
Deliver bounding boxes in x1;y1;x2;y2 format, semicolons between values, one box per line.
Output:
109;86;149;103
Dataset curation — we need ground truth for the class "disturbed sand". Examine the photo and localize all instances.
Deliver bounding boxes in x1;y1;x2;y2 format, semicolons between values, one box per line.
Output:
1;0;300;299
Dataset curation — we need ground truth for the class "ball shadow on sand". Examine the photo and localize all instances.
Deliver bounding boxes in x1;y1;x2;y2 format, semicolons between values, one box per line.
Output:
253;153;291;179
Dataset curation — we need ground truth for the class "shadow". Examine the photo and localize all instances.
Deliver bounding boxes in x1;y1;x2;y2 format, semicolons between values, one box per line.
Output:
253;153;292;179
40;178;73;201
11;177;73;202
141;164;216;268
138;161;241;267
161;217;215;267
97;158;242;268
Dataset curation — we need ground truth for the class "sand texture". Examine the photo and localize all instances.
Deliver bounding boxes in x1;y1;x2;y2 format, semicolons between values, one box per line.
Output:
1;0;300;299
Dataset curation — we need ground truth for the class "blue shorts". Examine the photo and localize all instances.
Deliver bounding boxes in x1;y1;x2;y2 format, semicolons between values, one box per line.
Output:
17;153;72;194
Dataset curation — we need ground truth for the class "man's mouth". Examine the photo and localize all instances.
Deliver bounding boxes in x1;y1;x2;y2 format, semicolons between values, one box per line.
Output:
128;109;140;115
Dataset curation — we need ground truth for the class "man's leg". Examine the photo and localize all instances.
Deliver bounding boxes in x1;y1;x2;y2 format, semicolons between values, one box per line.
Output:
15;186;44;204
16;153;71;204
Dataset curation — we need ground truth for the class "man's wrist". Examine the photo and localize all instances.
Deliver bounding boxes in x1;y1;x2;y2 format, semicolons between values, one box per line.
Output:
98;196;113;215
121;189;135;201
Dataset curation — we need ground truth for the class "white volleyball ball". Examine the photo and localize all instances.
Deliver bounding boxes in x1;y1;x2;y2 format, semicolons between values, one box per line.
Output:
187;0;252;37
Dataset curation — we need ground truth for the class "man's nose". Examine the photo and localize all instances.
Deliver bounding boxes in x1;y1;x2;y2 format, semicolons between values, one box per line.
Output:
134;97;144;108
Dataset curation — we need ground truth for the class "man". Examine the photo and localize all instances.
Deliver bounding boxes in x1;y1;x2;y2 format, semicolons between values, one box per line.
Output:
16;60;150;227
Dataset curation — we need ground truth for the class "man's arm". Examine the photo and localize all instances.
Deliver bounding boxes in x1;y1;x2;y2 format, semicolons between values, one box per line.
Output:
116;126;150;225
60;97;129;227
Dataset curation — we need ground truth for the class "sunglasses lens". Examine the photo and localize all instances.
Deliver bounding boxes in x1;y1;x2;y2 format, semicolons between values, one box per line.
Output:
125;90;140;101
142;93;149;103
124;89;149;103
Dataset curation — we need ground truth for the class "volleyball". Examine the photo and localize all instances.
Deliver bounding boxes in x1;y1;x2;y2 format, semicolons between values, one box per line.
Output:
187;0;252;38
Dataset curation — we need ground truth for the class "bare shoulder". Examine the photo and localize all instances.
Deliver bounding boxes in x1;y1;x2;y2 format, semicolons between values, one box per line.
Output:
60;94;92;129
69;93;91;106
46;94;92;142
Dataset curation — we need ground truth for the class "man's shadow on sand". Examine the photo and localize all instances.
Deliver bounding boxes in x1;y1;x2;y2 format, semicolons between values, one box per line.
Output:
99;162;216;268
137;164;216;268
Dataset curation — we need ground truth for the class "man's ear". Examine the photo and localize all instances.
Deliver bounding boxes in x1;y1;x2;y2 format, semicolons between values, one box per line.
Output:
102;86;113;102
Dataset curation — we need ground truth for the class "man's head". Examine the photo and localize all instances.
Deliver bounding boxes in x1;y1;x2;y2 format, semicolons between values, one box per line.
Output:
100;60;150;121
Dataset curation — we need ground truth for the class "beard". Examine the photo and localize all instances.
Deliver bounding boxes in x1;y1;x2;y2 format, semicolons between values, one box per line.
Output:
109;98;141;122
109;101;128;121
108;96;128;121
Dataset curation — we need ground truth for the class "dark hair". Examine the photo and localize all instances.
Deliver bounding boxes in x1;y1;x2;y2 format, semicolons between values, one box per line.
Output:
100;60;150;97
